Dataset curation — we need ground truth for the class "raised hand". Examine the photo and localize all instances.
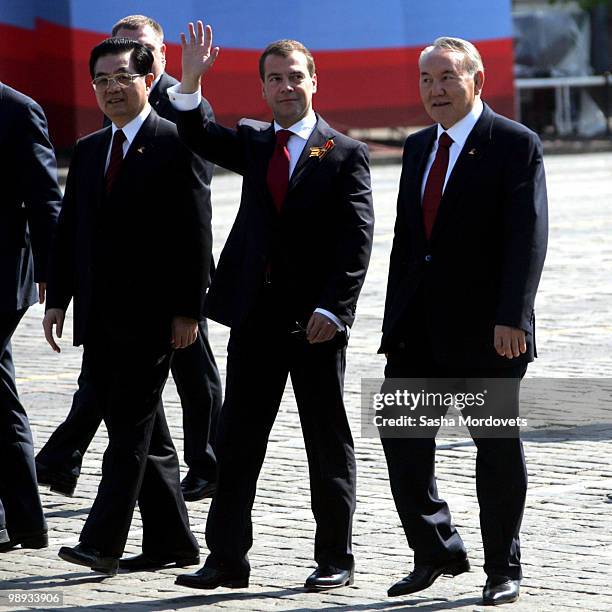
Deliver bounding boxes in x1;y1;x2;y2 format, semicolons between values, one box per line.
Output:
179;21;219;94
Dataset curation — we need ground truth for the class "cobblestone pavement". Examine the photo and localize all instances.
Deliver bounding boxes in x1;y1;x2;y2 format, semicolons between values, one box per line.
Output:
1;153;611;611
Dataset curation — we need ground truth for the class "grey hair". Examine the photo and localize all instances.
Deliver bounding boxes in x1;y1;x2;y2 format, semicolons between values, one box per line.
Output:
420;37;484;75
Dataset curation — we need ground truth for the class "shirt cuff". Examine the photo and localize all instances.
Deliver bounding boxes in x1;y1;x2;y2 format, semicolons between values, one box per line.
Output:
167;83;201;111
314;308;345;331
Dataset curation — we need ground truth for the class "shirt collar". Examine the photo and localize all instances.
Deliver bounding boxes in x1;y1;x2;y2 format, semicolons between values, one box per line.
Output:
437;98;484;147
273;109;317;140
111;103;152;145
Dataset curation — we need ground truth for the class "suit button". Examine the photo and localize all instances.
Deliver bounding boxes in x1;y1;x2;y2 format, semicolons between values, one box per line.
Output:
398;342;406;349
424;254;432;262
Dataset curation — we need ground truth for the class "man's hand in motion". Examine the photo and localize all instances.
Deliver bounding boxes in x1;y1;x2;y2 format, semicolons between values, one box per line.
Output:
306;312;338;344
171;316;198;349
180;20;219;93
43;308;65;353
494;325;527;359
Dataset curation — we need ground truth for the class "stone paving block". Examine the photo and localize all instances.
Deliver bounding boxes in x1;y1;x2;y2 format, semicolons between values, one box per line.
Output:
1;156;612;610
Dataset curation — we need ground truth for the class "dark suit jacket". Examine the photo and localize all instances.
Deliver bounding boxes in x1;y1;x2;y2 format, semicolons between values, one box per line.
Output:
0;83;61;312
46;109;212;346
176;107;374;330
380;103;548;368
113;72;216;282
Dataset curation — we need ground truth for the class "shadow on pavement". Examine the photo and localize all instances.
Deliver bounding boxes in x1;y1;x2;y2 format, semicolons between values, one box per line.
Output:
2;587;485;612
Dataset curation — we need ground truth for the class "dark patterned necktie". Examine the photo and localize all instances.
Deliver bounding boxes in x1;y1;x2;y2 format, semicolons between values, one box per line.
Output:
422;131;453;239
105;129;126;194
266;129;292;212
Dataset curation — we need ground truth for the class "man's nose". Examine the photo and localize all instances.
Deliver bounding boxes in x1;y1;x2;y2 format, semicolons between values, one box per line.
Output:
432;80;445;96
107;78;122;92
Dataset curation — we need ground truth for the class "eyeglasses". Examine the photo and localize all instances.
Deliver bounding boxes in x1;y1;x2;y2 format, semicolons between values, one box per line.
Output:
91;73;145;90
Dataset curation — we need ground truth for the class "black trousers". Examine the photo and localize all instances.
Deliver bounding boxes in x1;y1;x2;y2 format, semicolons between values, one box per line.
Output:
36;319;221;482
204;290;356;573
381;345;528;580
0;309;46;536
78;336;198;558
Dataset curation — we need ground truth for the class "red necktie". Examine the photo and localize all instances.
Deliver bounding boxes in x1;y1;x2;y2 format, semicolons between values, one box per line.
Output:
105;129;126;194
266;129;292;212
422;132;453;239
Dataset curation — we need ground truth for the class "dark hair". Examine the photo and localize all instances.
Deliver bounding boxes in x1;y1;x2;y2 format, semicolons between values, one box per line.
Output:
89;37;153;78
258;39;315;81
111;14;164;40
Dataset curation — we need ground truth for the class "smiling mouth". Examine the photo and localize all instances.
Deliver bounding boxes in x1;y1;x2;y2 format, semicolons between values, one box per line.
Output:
432;102;451;108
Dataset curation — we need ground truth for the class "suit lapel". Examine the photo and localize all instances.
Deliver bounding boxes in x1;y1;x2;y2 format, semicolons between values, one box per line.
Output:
287;115;334;194
0;83;7;138
79;129;111;252
149;72;175;116
94;128;112;207
258;115;333;213
110;111;158;195
253;124;278;215
403;126;437;246
411;126;437;206
430;104;494;242
148;81;163;112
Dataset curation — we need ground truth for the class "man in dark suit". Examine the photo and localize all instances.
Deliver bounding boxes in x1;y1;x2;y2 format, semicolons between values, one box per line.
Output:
379;37;548;605
0;82;61;553
168;22;374;591
36;14;221;503
43;37;211;575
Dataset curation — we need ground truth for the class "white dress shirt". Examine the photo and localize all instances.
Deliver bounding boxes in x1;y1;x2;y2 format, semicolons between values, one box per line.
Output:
421;98;484;199
105;103;152;171
272;111;317;176
168;86;345;331
167;83;201;110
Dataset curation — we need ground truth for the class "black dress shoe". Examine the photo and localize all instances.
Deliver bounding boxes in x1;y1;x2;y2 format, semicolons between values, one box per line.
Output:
175;566;249;589
482;576;520;605
0;530;48;553
36;463;77;497
180;473;217;502
119;552;200;571
58;543;118;576
304;565;354;591
388;557;470;597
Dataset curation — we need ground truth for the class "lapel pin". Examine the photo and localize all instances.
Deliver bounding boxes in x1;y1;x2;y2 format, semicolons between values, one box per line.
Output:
309;138;335;160
468;148;477;155
137;146;145;154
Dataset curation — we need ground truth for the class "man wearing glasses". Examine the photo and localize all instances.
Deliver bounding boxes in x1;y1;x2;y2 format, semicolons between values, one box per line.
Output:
36;14;221;506
43;37;211;575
